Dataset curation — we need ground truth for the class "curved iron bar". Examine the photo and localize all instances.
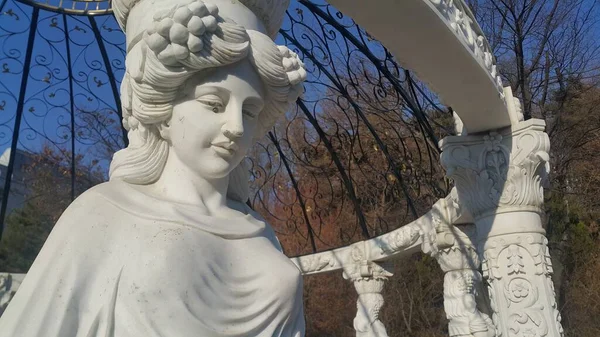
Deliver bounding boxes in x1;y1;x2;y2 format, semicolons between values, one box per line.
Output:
268;131;317;252
0;0;450;254
405;70;436;181
297;0;440;148
280;29;419;219
304;8;440;196
296;99;369;239
14;0;112;16
0;0;9;13
89;15;127;147
63;13;76;201
0;6;39;240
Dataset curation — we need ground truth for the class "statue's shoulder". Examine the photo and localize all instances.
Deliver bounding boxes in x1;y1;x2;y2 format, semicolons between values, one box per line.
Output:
43;181;133;247
70;180;120;203
59;180;130;219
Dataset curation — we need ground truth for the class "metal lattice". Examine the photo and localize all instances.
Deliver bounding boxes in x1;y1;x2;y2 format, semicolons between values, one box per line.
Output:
0;0;452;258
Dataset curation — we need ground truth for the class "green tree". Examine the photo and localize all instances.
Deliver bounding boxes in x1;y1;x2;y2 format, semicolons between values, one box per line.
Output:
0;202;54;273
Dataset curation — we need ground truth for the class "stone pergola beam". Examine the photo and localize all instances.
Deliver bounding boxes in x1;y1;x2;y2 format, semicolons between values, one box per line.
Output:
326;0;517;133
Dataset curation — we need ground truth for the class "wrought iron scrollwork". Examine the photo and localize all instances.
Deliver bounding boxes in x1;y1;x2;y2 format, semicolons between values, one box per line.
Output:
0;1;125;240
0;0;452;257
248;1;451;255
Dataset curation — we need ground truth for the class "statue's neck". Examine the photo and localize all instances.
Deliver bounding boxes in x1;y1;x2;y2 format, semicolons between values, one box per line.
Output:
140;150;230;215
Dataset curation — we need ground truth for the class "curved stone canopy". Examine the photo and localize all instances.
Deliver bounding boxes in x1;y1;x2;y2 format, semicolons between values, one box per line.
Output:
328;0;514;134
0;0;516;257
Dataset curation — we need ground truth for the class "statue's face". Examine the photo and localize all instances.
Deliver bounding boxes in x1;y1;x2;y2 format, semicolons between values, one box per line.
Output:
169;59;265;179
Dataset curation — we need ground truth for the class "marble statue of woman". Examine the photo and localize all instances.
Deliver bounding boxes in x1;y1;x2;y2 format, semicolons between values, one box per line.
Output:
0;0;307;336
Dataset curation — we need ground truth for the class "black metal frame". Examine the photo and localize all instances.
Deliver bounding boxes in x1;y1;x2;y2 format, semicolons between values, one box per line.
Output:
0;0;450;255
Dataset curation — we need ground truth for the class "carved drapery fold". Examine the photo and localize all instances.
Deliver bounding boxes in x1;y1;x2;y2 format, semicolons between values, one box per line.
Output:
440;119;563;337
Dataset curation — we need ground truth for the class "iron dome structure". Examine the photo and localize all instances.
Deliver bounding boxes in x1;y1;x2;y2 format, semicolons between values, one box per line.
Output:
0;0;568;336
0;0;446;255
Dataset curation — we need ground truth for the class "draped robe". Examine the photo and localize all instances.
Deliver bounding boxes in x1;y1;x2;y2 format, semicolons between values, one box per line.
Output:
0;180;305;337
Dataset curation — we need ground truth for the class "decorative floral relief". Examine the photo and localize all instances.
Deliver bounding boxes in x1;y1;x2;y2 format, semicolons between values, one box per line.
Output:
379;224;420;254
507;245;525;275
293;253;334;274
508;308;548;337
504;278;536;307
441;125;549;218
481;234;562;337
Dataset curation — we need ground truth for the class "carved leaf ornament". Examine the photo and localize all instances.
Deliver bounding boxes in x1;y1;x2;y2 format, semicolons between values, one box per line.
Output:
442;125;550;219
427;0;505;100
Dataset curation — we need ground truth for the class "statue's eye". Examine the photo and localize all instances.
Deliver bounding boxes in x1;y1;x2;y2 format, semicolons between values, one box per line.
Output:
197;94;224;113
243;108;258;119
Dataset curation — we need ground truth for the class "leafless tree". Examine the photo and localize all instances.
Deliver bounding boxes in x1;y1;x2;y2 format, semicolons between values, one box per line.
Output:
468;0;600;120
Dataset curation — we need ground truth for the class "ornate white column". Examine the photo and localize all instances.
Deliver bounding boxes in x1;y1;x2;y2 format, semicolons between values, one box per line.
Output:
435;223;495;337
440;119;564;337
343;243;392;337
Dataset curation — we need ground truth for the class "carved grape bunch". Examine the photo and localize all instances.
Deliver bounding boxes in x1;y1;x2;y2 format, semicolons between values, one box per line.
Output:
276;45;307;103
144;0;219;65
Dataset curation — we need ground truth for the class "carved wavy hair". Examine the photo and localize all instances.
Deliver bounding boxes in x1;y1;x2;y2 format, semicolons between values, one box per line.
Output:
109;11;305;202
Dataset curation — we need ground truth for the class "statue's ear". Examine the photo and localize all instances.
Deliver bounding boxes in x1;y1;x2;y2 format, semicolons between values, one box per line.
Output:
157;121;171;141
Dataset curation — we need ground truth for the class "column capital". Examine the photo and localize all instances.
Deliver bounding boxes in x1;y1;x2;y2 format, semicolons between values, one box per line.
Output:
440;119;549;220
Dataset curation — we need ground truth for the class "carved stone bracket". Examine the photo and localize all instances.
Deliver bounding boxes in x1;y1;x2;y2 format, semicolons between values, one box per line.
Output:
439;119;563;337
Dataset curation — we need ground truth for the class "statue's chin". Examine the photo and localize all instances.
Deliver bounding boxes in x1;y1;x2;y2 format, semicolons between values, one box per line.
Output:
184;161;236;181
167;144;243;182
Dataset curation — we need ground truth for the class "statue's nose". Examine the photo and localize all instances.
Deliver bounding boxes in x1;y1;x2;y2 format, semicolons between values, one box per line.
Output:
221;115;244;139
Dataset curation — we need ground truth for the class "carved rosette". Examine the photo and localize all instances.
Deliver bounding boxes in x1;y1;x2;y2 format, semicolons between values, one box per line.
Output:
440;119;550;219
440;119;563;337
482;233;563;337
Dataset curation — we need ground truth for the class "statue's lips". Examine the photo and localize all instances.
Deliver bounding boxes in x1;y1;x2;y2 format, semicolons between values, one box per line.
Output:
211;141;239;156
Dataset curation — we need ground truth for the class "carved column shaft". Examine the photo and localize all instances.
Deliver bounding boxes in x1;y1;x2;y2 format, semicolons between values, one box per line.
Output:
441;119;563;337
343;245;392;337
352;276;388;337
436;224;495;337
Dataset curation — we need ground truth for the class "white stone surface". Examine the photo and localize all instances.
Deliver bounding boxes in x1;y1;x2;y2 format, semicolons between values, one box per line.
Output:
343;259;392;337
326;0;512;133
290;188;469;276
0;0;307;336
0;273;24;317
432;224;495;337
440;119;563;337
0;0;565;336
